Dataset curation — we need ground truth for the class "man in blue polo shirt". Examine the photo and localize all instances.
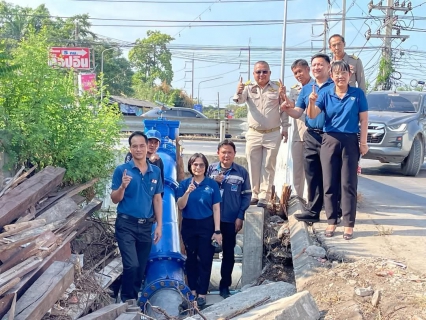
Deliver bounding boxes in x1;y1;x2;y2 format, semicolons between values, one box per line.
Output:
207;140;251;299
111;131;163;302
281;53;334;223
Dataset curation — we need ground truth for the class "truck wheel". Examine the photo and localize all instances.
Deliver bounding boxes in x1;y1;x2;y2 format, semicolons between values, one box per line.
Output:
401;136;425;176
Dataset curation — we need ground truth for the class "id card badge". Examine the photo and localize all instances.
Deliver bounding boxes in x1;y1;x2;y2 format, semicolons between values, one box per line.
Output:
220;189;224;198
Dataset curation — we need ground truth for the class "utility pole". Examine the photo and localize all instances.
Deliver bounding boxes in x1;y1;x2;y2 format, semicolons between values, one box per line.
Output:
367;0;411;89
248;45;251;81
74;20;79;96
323;19;328;53
217;92;220;119
280;0;289;80
191;54;194;100
341;0;346;39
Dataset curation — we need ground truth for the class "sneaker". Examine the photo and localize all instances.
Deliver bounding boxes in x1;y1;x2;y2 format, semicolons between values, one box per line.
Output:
250;198;259;205
219;287;231;299
294;212;320;223
196;296;206;307
257;199;267;208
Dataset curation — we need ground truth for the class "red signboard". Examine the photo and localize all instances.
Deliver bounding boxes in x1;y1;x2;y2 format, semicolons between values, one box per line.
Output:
49;47;91;70
78;73;96;93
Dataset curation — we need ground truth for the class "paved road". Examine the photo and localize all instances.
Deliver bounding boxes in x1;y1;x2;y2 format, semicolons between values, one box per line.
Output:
315;158;426;273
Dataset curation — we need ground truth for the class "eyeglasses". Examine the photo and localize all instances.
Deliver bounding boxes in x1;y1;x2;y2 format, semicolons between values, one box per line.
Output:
333;71;349;77
192;163;205;168
255;70;269;75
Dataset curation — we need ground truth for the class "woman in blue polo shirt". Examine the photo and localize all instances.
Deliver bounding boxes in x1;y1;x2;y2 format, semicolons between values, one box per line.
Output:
176;153;222;307
307;60;369;240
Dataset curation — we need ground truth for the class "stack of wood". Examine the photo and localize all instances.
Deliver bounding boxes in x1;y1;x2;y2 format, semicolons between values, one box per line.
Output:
0;166;102;319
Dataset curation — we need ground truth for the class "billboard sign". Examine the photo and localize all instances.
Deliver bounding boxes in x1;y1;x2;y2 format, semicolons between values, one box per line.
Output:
193;104;203;113
49;47;91;70
78;73;96;93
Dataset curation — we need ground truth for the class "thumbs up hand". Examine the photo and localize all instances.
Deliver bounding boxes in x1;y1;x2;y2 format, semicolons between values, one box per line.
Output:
237;77;245;94
121;169;132;189
309;84;318;104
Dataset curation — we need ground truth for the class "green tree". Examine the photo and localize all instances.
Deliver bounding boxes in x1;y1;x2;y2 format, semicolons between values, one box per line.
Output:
234;105;247;118
94;45;134;96
129;31;174;86
375;56;393;91
0;29;122;185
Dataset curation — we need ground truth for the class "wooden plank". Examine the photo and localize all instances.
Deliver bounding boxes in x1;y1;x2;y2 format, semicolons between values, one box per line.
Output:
4;165;38;194
7;292;16;320
56;199;102;238
13;261;74;320
78;303;128;320
71;194;86;205
0;278;20;296
115;313;140;320
0;231;56;263
7;220;65;242
6;232;74;300
35;196;78;224
14;206;35;224
0;166;25;198
0;243;37;274
0;294;14;319
0;257;42;288
0;166;66;228
2;220;46;234
66;178;99;198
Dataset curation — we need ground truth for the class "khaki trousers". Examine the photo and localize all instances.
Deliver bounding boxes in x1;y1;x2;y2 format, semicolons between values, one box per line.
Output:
245;129;282;201
291;141;306;198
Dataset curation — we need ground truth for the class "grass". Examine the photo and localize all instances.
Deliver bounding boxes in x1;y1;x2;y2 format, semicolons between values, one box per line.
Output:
375;225;394;236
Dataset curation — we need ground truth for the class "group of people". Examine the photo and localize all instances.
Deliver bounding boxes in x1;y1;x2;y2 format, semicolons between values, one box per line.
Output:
238;34;368;241
109;33;369;306
111;131;250;306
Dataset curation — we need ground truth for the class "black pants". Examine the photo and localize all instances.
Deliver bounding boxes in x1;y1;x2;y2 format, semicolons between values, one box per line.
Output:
219;221;237;290
181;216;215;295
115;215;153;302
303;130;324;215
321;132;359;227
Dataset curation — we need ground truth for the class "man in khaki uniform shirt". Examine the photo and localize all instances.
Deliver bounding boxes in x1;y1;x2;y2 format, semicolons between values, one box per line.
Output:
329;34;366;93
286;59;312;199
233;61;290;208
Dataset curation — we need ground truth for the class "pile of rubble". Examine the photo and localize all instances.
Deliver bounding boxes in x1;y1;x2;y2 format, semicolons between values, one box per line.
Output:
0;166;108;319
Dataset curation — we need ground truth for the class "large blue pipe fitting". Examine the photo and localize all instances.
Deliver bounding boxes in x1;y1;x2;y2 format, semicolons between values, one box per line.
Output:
139;118;194;313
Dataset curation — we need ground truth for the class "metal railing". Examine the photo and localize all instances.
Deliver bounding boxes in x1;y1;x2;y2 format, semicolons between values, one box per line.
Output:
122;115;246;137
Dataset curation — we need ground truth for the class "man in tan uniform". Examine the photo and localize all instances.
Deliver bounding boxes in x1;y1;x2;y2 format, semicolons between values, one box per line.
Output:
329;34;366;93
233;61;290;208
285;59;312;199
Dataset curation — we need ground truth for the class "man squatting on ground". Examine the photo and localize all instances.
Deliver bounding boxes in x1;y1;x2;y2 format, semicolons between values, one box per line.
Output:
111;131;163;302
233;61;290;208
207;140;251;299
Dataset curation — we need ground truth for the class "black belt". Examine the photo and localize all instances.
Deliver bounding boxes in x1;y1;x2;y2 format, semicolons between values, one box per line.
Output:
308;128;324;134
118;214;155;224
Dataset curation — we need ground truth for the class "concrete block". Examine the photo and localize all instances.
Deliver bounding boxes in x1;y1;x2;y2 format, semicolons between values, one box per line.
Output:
188;281;296;319
288;199;323;291
233;290;320;320
242;207;264;286
209;260;242;290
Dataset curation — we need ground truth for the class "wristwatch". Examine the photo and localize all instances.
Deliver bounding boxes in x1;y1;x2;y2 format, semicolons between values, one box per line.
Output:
214;230;221;234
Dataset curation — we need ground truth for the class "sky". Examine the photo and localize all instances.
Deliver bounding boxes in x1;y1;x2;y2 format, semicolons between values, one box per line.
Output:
11;0;426;107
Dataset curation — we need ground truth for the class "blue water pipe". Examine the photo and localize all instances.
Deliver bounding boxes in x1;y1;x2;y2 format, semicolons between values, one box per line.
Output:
139;117;194;317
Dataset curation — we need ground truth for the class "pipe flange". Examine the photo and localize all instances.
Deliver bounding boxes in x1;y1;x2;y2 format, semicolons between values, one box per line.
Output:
139;279;193;304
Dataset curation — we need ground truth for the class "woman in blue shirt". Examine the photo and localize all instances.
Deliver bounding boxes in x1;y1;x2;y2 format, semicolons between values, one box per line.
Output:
307;60;369;240
177;153;222;307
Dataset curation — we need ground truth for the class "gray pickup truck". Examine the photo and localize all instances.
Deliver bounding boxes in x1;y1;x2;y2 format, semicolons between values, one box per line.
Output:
364;91;426;176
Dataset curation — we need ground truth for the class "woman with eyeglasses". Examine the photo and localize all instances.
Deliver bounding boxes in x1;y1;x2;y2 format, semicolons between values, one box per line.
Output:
176;153;222;307
307;60;369;240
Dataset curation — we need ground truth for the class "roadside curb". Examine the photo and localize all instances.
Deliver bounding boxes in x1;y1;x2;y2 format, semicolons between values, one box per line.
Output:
288;198;323;292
